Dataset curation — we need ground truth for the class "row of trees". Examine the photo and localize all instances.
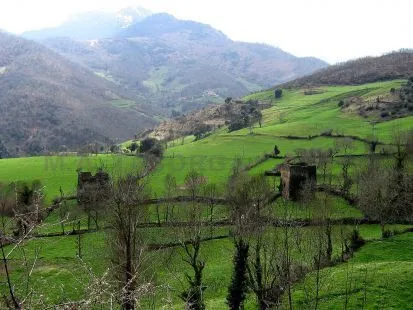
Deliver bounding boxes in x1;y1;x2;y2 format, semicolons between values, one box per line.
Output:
358;131;413;236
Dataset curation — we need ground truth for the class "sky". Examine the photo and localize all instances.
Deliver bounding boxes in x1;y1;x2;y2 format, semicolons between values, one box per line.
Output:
0;0;412;63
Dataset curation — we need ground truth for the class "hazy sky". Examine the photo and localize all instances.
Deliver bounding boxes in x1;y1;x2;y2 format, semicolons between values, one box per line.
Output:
0;0;411;63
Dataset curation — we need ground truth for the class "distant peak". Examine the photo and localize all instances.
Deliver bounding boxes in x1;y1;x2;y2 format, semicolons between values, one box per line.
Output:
117;12;229;42
118;6;152;17
116;7;152;28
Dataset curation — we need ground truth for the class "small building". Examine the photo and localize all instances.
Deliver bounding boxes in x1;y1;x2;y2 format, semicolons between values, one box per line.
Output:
265;162;316;200
77;170;110;204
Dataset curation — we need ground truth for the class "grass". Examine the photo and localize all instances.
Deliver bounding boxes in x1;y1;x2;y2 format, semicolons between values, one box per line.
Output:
291;232;413;309
143;66;170;93
111;99;136;109
6;223;406;309
1;80;409;200
271;193;364;220
243;80;411;143
1;79;412;308
0;155;141;203
94;71;117;83
6;223;412;309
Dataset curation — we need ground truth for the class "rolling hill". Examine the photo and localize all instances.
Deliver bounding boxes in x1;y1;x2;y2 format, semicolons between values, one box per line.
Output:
1;79;412;309
36;12;328;114
282;50;413;88
0;31;157;157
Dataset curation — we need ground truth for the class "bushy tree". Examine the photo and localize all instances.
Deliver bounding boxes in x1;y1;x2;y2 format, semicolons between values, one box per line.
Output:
139;138;164;158
274;88;283;99
139;138;155;153
128;142;138;152
110;144;120;153
193;124;212;141
228;118;247;132
228;103;262;133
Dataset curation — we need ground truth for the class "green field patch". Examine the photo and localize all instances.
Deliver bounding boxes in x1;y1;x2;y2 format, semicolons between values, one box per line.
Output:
111;99;136;108
142;66;169;92
270;194;364;220
291;232;413;309
242;80;410;143
0;155;141;203
94;71;117;83
2;223;411;309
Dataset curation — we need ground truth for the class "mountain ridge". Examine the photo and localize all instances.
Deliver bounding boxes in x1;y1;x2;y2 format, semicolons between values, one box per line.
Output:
280;50;413;88
37;12;328;114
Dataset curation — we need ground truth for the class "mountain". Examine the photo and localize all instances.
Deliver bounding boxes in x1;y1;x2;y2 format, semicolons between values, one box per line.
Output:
37;13;328;114
22;7;152;41
281;50;413;88
0;31;156;156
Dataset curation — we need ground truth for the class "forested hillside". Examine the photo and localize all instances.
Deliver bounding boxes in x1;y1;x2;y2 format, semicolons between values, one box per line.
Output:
282;50;413;88
0;32;156;156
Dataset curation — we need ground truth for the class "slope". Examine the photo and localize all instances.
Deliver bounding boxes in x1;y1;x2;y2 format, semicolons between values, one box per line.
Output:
0;80;412;309
0;32;156;156
143;79;412;195
282;50;413;88
291;232;413;309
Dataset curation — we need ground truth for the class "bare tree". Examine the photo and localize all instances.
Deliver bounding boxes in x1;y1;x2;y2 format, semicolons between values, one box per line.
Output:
315;148;334;185
202;183;219;237
227;172;285;309
109;171;153;310
58;187;69;234
358;159;390;236
177;202;207;310
1;183;44;309
164;174;177;223
184;169;207;200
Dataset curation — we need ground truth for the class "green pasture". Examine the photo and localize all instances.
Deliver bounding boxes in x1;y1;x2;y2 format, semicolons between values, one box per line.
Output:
291;232;413;309
1;79;412;309
4;222;412;309
0;155;141;202
242;80;411;142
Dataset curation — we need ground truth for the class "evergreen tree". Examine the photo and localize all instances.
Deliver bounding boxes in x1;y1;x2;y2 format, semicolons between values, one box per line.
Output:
227;238;250;310
273;145;280;156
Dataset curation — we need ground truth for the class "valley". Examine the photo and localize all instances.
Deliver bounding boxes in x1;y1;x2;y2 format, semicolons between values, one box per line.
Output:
1;77;412;309
0;4;412;309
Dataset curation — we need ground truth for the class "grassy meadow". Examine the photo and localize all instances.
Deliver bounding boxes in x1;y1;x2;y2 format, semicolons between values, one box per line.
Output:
1;79;412;309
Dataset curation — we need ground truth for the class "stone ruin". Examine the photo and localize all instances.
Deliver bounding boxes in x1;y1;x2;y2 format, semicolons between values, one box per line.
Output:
77;170;110;204
266;162;317;200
